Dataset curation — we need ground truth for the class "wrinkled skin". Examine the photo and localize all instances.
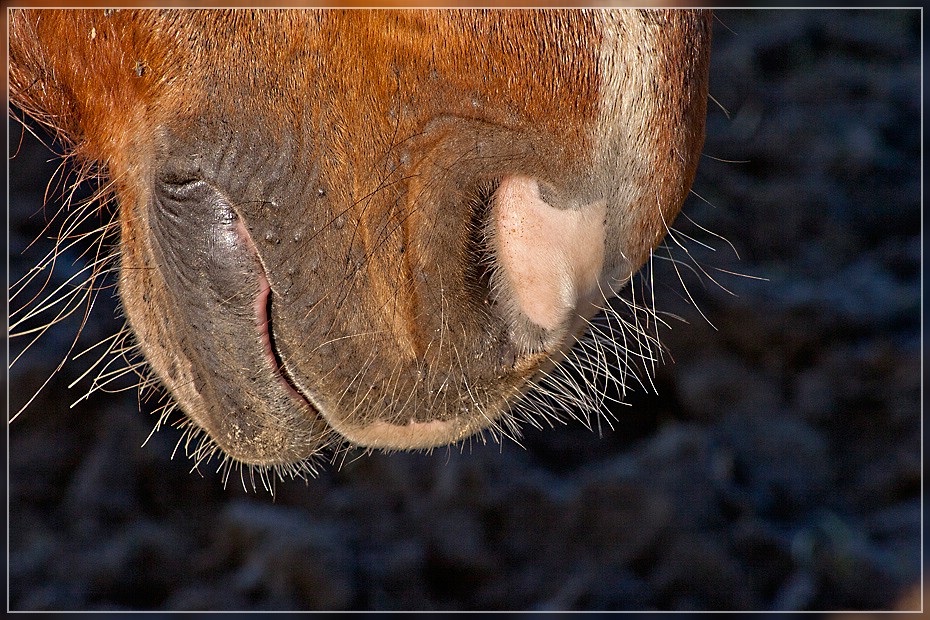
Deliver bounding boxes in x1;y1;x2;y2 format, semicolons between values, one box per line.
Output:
10;9;711;467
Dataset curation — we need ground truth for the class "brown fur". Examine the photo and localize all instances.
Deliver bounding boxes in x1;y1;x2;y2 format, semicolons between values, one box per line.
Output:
10;9;711;469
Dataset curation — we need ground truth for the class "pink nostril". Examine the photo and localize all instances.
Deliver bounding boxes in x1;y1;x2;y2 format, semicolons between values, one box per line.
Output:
492;175;607;332
253;263;276;369
237;219;307;403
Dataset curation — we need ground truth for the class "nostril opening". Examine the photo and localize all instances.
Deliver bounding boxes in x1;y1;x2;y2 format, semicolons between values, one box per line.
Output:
264;289;287;374
260;281;319;409
251;255;309;405
463;179;499;306
490;175;608;336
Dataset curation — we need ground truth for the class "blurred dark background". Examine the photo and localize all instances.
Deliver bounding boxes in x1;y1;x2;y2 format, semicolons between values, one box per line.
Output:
8;9;922;611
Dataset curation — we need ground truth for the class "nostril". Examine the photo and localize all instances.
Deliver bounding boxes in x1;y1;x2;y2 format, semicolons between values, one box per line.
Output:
240;219;309;405
490;175;608;337
463;179;499;306
257;271;286;376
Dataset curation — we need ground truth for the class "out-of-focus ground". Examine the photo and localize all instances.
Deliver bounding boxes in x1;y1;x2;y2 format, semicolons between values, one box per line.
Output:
8;9;922;611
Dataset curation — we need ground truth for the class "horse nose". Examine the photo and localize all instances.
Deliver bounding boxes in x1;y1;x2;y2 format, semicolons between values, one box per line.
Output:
491;175;608;350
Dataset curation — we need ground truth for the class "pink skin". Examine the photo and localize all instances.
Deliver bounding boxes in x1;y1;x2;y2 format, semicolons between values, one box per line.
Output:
238;219;308;404
494;175;607;332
